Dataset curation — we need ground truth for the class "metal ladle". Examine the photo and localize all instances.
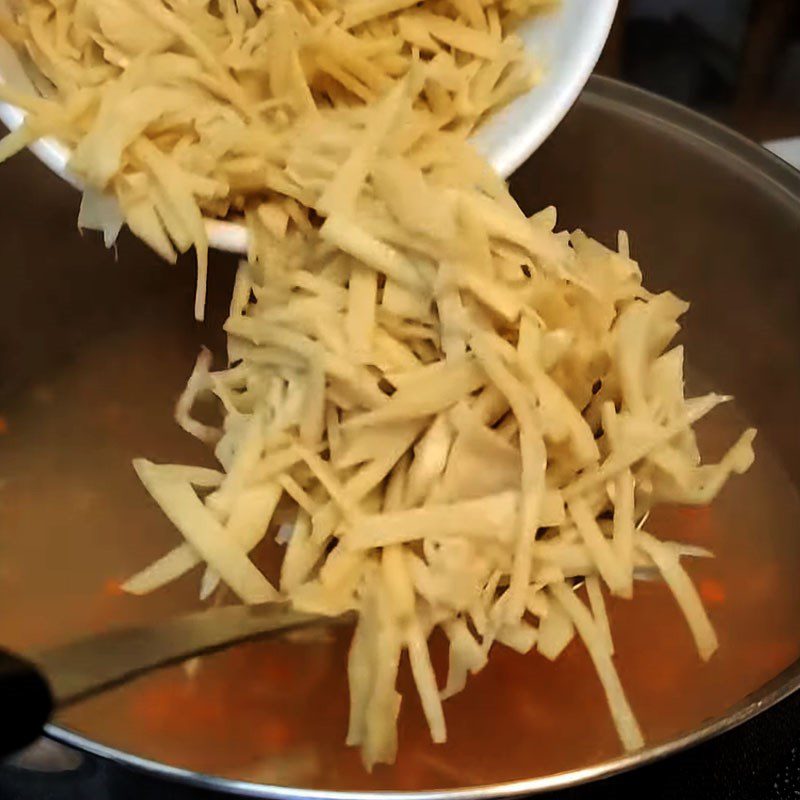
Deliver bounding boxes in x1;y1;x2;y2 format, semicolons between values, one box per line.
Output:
0;603;341;759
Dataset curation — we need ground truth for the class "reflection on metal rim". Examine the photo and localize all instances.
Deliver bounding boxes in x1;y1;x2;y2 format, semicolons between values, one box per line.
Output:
44;75;800;798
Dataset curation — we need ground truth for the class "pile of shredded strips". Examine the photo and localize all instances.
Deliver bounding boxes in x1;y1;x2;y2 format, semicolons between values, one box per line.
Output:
0;0;756;772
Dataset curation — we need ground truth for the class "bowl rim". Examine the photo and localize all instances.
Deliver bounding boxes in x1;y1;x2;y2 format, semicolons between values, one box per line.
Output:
42;73;800;799
472;0;618;178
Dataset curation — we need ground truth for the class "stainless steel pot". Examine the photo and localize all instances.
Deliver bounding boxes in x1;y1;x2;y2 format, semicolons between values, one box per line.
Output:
0;76;798;797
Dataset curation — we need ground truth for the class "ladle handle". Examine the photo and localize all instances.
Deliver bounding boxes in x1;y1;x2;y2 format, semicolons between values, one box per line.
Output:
0;649;53;757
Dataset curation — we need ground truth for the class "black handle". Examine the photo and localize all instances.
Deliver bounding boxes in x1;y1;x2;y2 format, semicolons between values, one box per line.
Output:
0;649;53;757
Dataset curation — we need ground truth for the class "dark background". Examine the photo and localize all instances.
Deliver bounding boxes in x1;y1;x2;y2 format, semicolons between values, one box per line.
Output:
597;0;800;142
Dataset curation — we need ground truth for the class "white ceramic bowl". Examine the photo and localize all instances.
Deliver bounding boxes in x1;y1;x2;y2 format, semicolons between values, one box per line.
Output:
0;0;617;253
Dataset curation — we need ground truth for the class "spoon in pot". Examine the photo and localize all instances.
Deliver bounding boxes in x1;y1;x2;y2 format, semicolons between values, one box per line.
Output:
0;563;672;759
0;603;340;759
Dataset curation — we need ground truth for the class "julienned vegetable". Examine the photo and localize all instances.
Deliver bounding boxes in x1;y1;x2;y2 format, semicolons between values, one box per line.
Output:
0;0;550;319
119;79;755;771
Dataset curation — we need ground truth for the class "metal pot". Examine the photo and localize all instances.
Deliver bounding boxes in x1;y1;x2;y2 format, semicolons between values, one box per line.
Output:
0;75;798;797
